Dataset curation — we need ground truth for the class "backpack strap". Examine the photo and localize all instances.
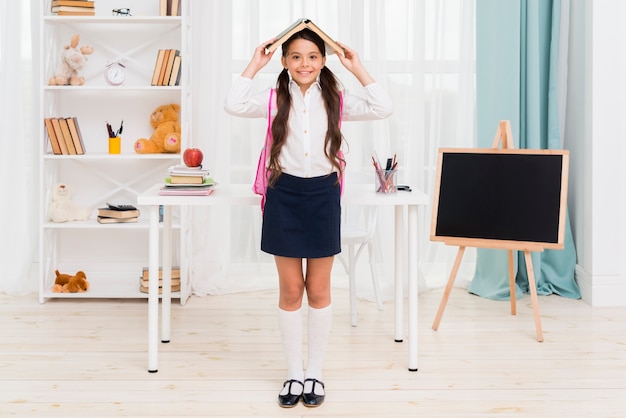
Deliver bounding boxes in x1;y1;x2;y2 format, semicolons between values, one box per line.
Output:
265;88;275;146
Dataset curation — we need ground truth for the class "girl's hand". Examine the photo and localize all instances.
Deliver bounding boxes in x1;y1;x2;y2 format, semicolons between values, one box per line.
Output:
335;42;362;73
242;38;277;79
335;42;374;86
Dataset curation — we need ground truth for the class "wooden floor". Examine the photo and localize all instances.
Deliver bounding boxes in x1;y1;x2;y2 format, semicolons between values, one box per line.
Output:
1;286;625;417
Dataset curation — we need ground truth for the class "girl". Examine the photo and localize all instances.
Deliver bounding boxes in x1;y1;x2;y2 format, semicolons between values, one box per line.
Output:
225;28;392;408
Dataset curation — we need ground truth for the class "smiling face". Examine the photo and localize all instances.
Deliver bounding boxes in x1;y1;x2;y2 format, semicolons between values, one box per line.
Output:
281;38;326;95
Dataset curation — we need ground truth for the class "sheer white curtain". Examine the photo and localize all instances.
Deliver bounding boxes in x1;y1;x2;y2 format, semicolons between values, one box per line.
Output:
0;0;475;297
0;0;39;295
188;0;477;298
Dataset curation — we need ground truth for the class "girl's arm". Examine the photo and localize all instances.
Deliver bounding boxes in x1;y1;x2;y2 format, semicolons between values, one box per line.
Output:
334;42;392;120
335;42;375;87
225;39;276;117
241;39;276;79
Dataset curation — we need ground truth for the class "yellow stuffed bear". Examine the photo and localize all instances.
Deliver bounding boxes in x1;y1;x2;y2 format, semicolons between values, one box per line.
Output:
134;103;181;154
52;270;90;293
48;34;94;86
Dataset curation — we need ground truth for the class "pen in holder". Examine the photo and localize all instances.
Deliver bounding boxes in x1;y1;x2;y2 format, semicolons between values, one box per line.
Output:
375;169;397;194
108;136;121;154
106;120;123;154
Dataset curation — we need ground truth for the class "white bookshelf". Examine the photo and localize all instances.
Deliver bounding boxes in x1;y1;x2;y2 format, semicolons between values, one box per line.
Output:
38;0;191;303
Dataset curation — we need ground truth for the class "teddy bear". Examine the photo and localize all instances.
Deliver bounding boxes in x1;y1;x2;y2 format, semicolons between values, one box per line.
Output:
48;34;95;86
48;183;92;223
134;103;181;154
52;270;90;293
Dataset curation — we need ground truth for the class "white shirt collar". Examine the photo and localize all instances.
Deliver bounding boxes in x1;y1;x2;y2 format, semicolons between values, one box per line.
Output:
288;78;322;96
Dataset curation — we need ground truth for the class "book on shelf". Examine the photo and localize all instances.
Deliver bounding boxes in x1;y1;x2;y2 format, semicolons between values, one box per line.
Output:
141;266;181;281
151;49;167;86
97;216;139;224
45;117;85;155
66;117;85;155
139;277;181;288
159;0;181;16
50;118;69;155
168;55;182;86
59;118;77;155
55;10;96;16
150;49;181;86
51;5;95;13
97;205;140;218
157;49;172;86
139;284;181;294
51;0;95;8
159;0;168;16
266;18;344;57
44;118;62;155
162;49;179;86
170;0;180;16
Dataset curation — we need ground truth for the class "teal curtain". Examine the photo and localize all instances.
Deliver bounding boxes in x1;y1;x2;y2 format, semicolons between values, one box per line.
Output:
469;0;580;300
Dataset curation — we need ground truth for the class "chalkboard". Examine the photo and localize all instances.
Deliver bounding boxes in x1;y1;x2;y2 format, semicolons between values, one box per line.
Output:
430;148;569;250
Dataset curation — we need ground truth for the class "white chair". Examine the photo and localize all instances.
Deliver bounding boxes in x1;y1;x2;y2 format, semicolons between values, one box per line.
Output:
337;205;384;326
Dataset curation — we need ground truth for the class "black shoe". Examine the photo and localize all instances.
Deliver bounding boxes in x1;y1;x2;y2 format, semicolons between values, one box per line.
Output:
302;378;325;407
278;379;303;408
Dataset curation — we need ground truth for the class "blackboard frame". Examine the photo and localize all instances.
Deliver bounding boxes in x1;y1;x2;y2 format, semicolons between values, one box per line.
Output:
430;148;569;251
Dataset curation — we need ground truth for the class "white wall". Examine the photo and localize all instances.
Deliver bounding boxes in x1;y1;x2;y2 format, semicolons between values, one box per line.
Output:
566;0;626;306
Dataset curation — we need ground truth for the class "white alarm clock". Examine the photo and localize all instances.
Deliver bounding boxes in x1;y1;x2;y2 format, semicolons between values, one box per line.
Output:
105;61;126;86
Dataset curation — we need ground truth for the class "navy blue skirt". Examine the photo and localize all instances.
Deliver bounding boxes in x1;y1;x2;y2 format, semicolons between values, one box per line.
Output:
261;172;341;258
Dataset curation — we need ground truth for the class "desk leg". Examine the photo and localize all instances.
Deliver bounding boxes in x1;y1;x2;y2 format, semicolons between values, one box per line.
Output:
148;205;159;373
394;205;404;343
161;205;172;343
407;205;419;371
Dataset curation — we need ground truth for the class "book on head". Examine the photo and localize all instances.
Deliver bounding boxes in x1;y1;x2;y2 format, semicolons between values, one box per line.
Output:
265;18;344;57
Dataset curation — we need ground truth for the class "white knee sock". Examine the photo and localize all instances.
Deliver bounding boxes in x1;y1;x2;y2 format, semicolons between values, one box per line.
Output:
278;307;304;390
304;303;332;393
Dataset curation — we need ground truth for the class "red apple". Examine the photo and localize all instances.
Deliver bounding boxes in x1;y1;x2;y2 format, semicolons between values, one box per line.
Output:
183;148;203;167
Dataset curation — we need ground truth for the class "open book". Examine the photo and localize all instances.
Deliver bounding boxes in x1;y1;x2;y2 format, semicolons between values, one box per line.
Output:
266;18;344;56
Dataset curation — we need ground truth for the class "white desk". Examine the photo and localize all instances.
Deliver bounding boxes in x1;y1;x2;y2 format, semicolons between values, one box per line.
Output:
137;183;429;373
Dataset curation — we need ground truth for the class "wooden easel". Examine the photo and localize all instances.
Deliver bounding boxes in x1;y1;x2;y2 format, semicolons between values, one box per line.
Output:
431;120;544;342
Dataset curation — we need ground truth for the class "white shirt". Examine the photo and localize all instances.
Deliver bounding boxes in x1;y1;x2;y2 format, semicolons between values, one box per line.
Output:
225;76;392;178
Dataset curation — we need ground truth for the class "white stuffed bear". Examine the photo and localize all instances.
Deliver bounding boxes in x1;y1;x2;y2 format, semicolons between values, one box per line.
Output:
48;34;95;86
48;183;91;223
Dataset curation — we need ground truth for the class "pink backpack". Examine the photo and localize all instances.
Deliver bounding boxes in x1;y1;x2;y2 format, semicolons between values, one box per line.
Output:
253;88;344;211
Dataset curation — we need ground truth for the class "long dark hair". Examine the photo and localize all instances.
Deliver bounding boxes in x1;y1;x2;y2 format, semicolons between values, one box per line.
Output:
268;28;344;186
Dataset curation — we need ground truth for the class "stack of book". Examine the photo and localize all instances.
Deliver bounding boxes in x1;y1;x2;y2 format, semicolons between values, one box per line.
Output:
139;266;181;294
151;49;182;86
44;117;85;155
51;0;95;16
159;165;215;196
167;164;210;184
97;203;140;224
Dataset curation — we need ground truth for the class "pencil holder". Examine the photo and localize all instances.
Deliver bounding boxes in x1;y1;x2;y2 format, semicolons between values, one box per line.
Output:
375;169;397;194
108;136;121;154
